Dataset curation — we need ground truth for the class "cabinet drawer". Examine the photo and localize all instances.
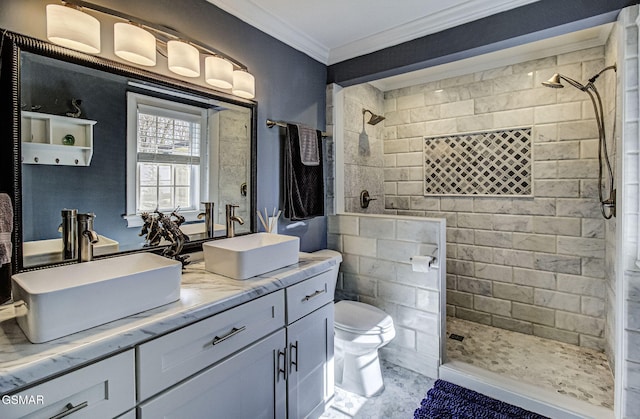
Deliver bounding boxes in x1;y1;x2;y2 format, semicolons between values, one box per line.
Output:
286;269;334;324
137;290;285;401
1;350;134;419
138;329;286;419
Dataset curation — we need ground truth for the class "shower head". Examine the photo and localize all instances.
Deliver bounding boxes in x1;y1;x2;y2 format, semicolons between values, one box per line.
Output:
363;109;385;125
541;73;587;91
541;73;564;88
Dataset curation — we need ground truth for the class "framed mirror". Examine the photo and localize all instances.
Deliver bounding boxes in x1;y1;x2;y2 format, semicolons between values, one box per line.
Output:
0;30;257;272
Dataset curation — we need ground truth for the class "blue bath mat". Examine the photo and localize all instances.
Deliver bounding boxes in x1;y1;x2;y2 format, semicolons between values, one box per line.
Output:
414;380;549;419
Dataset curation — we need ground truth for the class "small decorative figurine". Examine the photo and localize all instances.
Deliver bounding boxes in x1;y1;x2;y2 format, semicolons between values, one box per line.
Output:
139;209;190;267
66;98;83;118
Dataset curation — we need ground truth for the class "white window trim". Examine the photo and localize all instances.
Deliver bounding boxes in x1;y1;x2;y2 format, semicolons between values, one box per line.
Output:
124;92;209;227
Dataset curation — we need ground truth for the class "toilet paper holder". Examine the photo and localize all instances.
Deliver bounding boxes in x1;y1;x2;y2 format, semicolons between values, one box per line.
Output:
409;246;438;269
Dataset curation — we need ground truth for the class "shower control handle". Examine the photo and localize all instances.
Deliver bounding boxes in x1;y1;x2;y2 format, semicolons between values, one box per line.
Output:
360;190;377;209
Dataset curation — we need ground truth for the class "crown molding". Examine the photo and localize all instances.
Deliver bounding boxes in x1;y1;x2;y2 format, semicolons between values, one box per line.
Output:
208;0;540;65
207;0;329;63
327;0;541;64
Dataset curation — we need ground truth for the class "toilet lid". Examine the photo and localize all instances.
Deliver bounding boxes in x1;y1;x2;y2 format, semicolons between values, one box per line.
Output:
335;300;394;333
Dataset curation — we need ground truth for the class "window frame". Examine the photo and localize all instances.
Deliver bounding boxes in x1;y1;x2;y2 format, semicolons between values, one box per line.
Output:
124;92;209;227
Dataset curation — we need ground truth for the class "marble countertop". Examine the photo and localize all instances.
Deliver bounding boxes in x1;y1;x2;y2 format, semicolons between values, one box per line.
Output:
0;251;339;395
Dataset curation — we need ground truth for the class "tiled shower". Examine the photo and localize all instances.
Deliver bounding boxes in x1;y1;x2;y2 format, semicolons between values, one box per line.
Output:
326;15;629;413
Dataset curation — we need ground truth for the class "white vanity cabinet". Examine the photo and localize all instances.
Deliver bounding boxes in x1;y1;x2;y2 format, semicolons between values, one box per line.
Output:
285;269;336;419
138;329;287;418
1;350;135;419
0;258;339;419
136;290;285;401
137;268;336;419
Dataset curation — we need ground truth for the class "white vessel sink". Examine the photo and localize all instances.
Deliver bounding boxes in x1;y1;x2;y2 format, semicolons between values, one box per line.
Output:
12;253;182;343
203;233;300;280
23;235;120;265
179;223;226;238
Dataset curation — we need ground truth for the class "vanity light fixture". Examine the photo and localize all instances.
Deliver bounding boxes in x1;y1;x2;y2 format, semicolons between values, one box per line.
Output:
167;40;200;78
205;56;234;89
113;22;156;66
46;3;100;54
45;1;255;99
232;70;256;99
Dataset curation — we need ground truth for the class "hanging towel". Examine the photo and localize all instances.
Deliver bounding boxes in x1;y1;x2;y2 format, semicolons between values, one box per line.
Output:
284;124;324;220
296;124;320;166
0;193;13;266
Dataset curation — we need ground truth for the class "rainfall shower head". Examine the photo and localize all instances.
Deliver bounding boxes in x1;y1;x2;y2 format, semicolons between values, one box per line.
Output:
363;109;385;125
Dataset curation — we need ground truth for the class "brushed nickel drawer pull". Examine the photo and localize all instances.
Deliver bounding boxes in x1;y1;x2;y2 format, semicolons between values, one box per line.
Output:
212;325;246;346
290;340;299;372
303;289;326;302
50;401;89;419
277;348;287;380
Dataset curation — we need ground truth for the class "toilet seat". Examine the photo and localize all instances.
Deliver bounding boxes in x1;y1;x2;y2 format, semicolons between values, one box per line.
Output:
333;300;396;397
335;300;394;334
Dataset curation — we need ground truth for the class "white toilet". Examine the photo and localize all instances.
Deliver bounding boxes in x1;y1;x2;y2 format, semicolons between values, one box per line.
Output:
334;299;396;397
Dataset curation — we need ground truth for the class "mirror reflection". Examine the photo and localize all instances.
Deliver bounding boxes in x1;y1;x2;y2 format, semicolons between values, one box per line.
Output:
20;51;252;268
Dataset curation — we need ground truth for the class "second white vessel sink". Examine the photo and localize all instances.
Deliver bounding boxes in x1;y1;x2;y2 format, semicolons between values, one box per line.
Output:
203;233;300;280
12;253;182;343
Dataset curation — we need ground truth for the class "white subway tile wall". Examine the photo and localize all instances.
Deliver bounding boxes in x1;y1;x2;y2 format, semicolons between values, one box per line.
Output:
329;6;640;412
379;44;616;353
328;214;446;378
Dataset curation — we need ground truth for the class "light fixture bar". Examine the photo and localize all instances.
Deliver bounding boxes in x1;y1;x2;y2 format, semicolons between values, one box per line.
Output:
61;0;247;71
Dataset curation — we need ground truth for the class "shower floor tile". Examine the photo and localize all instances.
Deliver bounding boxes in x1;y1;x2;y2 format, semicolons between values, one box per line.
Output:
446;316;614;409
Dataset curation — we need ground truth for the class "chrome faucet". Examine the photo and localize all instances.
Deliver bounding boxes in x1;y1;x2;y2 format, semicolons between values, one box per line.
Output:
197;202;216;238
60;209;78;260
225;204;245;238
77;213;99;262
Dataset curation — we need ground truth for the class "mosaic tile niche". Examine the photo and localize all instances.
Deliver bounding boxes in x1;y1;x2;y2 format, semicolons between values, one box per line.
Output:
424;128;532;196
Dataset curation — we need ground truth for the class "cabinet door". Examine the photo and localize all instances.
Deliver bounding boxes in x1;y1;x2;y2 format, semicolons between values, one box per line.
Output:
138;329;287;419
287;303;334;419
137;290;284;401
1;350;134;419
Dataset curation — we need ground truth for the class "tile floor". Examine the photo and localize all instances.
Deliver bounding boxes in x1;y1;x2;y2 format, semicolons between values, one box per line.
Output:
446;316;615;409
320;360;435;419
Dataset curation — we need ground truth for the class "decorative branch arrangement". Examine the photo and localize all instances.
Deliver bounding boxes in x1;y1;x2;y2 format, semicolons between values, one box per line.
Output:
139;209;190;267
257;207;281;233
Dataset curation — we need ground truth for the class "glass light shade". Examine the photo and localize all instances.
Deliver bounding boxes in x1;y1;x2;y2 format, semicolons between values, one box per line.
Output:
167;40;200;77
232;70;255;99
204;56;233;89
114;23;156;66
46;4;100;54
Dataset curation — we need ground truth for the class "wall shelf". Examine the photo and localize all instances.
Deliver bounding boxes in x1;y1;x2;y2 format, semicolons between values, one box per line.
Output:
21;111;96;166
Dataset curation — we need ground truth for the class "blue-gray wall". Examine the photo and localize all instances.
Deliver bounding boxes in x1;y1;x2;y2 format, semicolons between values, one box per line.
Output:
21;53;132;245
0;0;328;252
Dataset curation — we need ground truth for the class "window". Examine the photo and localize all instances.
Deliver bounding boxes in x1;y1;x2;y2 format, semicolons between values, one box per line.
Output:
125;92;209;226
